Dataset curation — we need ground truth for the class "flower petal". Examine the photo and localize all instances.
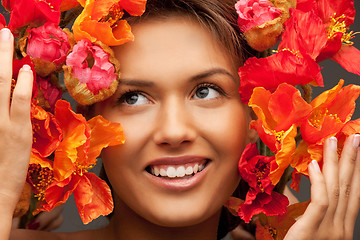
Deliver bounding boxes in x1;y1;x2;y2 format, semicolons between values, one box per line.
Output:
73;172;114;224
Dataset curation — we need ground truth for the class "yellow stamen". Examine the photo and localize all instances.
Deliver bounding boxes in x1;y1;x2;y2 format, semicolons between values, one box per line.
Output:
327;14;359;45
28;164;54;201
273;49;303;58
274;130;285;142
99;3;124;28
309;109;342;128
265;226;277;238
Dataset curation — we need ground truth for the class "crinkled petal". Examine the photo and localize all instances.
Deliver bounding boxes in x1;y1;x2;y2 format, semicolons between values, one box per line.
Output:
239;50;323;103
73;172;114;224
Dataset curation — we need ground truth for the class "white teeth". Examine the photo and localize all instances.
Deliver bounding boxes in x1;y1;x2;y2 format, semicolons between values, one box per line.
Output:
176;166;186;177
150;161;207;178
193;163;199;173
167;167;177;178
185;166;193;175
160;168;167;177
154;167;160;176
199;164;205;171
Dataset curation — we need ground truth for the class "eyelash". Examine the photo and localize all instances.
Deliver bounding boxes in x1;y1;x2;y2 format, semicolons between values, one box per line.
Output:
194;83;226;98
116;82;227;105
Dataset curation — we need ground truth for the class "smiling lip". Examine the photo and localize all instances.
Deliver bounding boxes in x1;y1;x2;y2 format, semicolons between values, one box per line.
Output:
145;156;210;191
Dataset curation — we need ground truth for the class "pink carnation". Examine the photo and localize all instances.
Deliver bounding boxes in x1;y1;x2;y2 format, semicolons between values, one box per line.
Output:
27;23;70;65
235;0;281;32
66;39;117;94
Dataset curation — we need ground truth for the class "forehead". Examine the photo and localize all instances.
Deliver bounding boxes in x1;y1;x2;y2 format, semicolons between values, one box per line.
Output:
112;17;238;82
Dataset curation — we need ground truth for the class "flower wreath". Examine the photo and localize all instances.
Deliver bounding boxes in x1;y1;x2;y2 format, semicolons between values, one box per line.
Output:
2;0;360;238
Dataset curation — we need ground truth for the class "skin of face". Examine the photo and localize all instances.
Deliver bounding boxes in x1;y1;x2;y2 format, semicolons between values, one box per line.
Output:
96;16;254;228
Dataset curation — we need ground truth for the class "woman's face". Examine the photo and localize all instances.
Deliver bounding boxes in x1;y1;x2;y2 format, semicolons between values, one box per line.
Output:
96;17;253;227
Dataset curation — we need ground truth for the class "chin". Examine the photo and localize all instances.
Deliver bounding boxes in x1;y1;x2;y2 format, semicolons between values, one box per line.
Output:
144;206;220;228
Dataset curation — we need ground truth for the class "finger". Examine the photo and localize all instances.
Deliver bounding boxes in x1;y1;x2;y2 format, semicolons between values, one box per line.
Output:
298;160;328;230
284;160;328;240
34;205;64;231
10;65;33;126
335;134;360;222
344;147;360;239
322;137;340;215
0;28;14;117
41;215;64;231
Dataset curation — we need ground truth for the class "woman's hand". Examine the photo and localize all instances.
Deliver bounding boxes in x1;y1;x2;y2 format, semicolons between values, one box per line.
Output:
285;135;360;240
0;28;33;239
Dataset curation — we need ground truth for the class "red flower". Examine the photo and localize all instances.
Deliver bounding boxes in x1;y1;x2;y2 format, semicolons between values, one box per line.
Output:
239;50;323;104
238;143;289;223
64;39;119;105
279;0;360;75
5;0;61;33
0;13;6;29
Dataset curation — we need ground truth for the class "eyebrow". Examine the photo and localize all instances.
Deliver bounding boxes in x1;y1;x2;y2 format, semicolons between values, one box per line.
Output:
118;68;236;86
190;68;236;83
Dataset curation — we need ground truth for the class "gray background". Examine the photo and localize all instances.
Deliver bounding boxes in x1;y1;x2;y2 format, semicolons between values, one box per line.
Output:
1;2;360;238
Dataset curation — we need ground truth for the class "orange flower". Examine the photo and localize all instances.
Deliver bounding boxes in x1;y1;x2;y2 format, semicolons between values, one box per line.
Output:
31;103;63;157
249;83;312;184
72;0;147;46
291;80;360;190
301;79;360;144
255;201;310;240
36;100;125;224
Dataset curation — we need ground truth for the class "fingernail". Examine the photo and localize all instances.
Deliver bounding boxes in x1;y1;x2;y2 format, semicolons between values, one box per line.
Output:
328;136;338;150
310;160;321;173
26;221;40;230
353;134;360;149
0;28;12;41
21;64;32;72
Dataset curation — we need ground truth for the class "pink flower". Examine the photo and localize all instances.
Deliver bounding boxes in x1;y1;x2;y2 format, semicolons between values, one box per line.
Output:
64;39;119;105
235;0;281;32
36;76;63;112
27;23;71;65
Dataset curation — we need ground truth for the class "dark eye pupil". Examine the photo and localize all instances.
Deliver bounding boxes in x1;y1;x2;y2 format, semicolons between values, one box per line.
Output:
125;94;139;104
196;87;209;98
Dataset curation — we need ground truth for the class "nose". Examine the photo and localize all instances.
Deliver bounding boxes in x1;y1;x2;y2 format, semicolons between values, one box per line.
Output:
153;100;196;148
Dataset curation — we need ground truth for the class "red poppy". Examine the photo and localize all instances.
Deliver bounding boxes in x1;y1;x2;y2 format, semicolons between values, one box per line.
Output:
239;50;323;104
238;143;289;223
279;0;360;75
5;0;61;33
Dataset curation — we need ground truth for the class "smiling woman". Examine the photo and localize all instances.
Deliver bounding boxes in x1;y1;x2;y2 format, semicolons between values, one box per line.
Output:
0;0;359;240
